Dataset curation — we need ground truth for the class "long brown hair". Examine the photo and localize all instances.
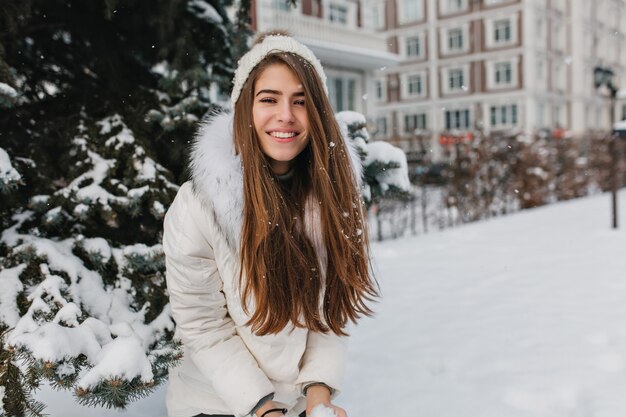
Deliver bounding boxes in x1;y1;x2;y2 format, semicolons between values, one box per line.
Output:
233;49;378;336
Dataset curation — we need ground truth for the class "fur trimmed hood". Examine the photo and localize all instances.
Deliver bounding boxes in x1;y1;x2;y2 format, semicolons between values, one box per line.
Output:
188;111;363;253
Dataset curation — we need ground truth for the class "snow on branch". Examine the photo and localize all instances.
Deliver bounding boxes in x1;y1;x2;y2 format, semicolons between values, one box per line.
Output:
0;147;23;193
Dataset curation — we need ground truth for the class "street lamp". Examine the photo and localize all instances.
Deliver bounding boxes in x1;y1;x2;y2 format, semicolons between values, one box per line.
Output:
594;65;619;229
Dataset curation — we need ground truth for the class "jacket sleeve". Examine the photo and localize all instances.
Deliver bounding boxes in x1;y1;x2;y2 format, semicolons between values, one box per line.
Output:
163;182;274;416
295;330;348;398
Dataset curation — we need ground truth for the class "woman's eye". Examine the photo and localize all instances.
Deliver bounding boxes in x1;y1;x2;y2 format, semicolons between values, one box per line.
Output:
259;97;276;103
294;100;305;106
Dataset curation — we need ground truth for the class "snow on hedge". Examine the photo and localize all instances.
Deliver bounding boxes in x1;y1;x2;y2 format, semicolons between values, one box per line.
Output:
365;141;411;193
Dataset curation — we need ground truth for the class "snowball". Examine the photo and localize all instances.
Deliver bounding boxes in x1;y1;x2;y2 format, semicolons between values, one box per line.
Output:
310;404;338;417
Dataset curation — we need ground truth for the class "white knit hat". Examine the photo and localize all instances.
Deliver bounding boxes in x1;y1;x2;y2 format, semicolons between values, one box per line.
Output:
230;35;328;108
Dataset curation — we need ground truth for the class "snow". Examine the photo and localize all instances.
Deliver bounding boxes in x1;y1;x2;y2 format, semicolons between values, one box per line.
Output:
77;336;154;390
0;82;18;97
365;141;411;192
310;404;338;417
0;146;22;185
613;119;626;130
335;110;366;126
30;190;626;416
0;264;26;327
187;0;223;23
1;214;167;394
81;237;112;263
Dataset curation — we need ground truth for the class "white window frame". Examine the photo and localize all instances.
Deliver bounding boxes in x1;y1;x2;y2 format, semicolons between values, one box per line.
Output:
494;19;512;43
484;0;514;6
374;78;387;102
397;0;424;24
439;0;468;16
552;61;565;92
489;103;519;128
401;33;424;59
440;23;470;55
442;64;470;95
325;0;357;27
371;2;386;30
444;108;472;130
271;0;294;11
485;15;518;48
329;3;348;24
486;57;519;89
401;71;427;98
403;112;428;133
328;73;360;111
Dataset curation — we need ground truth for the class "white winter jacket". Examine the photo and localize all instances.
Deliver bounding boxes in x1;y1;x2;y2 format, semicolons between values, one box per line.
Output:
163;113;356;417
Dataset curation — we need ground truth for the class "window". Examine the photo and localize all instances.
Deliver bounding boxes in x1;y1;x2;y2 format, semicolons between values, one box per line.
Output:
406;36;421;58
440;0;467;15
485;15;518;48
445;109;471;129
330;75;358;111
372;4;385;29
329;4;348;23
447;0;463;12
448;68;464;90
402;72;426;98
399;0;422;23
404;113;427;132
272;0;291;11
376;117;388;136
494;19;512;43
375;80;384;100
490;104;518;127
408;74;423;95
495;62;512;85
448;28;464;51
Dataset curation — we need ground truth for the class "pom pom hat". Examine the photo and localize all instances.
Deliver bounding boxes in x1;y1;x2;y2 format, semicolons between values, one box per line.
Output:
230;34;328;108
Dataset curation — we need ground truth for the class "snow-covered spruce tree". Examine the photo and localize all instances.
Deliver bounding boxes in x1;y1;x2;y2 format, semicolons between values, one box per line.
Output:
335;111;411;207
0;115;182;416
0;0;250;414
335;111;411;241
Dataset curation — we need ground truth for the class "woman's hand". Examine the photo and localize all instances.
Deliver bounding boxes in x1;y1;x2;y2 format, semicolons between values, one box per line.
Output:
305;385;348;417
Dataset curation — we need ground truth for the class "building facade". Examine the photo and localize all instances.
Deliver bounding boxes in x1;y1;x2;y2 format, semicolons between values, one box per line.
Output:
375;0;626;160
249;0;626;161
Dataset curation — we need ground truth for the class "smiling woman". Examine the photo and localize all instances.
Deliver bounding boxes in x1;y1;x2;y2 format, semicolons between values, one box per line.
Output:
162;31;378;417
253;64;310;175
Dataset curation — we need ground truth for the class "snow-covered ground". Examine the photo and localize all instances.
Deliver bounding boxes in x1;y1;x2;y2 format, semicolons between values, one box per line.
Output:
38;190;626;416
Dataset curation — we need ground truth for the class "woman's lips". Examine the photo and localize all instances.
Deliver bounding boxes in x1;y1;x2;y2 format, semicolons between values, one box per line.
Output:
268;131;299;142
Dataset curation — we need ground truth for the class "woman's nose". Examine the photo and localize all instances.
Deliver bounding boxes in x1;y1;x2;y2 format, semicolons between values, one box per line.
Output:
277;101;295;123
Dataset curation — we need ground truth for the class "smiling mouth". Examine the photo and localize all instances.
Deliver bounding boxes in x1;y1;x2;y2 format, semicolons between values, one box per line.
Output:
269;131;299;139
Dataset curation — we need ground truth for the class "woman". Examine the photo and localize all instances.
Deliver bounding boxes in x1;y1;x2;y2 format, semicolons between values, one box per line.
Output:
163;32;377;417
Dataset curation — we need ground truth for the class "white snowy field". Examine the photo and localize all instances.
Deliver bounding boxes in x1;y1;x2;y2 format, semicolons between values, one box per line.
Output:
38;190;626;417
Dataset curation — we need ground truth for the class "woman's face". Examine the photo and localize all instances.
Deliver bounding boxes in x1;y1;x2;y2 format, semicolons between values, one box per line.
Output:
253;63;310;175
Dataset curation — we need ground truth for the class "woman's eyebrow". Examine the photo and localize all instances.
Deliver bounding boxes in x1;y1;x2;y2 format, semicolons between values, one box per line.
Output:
256;89;281;96
255;90;306;97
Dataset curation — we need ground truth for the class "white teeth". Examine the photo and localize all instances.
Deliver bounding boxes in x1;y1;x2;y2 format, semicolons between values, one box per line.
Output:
270;131;297;138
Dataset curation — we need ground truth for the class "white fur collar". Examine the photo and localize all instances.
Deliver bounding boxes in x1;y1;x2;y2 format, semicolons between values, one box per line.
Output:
189;111;362;253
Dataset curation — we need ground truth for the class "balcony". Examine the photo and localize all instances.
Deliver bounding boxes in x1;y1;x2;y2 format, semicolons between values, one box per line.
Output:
257;9;399;70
